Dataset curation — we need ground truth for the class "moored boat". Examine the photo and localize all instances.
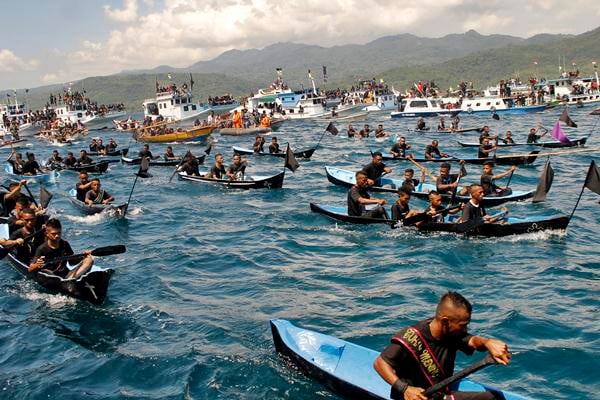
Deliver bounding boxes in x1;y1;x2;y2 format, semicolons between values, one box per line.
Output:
325;166;533;206
271;319;534;400
457;137;587;148
391;98;460;118
232;145;315;159
178;170;285;189
67;189;128;217
0;224;114;305
461;97;546;114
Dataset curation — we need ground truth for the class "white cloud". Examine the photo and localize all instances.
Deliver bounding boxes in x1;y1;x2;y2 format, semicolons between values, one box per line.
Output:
0;49;39;72
68;41;103;64
104;0;138;22
41;73;59;84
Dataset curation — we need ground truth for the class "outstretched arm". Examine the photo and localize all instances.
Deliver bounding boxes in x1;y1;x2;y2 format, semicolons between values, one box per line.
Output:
468;335;511;365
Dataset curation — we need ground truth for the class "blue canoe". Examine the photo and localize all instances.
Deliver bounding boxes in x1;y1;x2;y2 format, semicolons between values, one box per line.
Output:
4;163;59;184
325;166;534;207
271;319;534;400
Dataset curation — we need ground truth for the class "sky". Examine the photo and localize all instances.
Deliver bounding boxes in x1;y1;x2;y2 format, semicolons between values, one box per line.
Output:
1;0;600;90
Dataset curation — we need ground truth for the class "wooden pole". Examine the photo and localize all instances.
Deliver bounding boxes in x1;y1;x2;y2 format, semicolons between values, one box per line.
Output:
490;146;600;160
406;156;437;181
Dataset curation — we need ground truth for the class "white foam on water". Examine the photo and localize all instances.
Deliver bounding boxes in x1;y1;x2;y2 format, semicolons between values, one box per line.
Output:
64;212;111;224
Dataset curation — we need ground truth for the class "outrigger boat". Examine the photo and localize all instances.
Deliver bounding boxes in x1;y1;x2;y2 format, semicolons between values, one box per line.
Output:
457;137;587;148
232;145;316;159
178;170;285;189
271;319;534;400
325;166;533;206
0;224;114;305
4;164;59;184
67;189;128;217
218;127;271;136
121;154;206;167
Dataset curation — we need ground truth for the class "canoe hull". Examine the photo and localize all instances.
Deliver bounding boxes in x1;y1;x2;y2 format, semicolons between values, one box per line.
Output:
310;203;391;225
457;137;587;149
232;146;315;159
178;170;285;189
67;191;127;217
121;154;206;166
52;160;110;174
380;154;539;166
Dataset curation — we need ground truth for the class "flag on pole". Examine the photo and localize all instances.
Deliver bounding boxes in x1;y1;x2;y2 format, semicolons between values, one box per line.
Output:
559;108;577;128
284;144;299;172
551;120;571;144
532;160;554;203
322;66;327;83
307;69;313;80
325;122;338;135
584;160;600;195
190;72;194;91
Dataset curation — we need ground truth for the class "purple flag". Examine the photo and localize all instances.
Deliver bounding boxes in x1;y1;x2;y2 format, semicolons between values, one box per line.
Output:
551;120;570;144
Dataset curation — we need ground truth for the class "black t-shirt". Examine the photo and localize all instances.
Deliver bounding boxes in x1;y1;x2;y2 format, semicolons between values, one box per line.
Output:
228;163;246;175
64;157;77;167
9;227;44;264
478;144;494;158
85;189;111;204
391;202;410;220
253;142;264;153
347;185;369;216
33;239;75;278
425;145;441;158
436;174;459;194
391;143;407;158
138;150;153;159
89;144;98;152
502;137;515;144
269;143;280;154
22;160;41;175
527;132;539;143
480;173;497;195
76;182;89;202
361;162;386;182
210;164;226;179
401;178;420;192
78;155;93;165
181;159;199;176
8;160;24;174
461;201;486;222
380;318;474;397
106;143;118;152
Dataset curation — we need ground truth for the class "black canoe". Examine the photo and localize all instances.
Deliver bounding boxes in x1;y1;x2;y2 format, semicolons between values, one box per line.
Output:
178;170;285;189
0;224;114;305
310;203;393;225
88;148;129;157
457;137;587;148
380;152;539;166
232;145;316;159
67;189;127;216
121;154;206;166
325;166;534;207
434;126;484;134
50;160;110;173
417;214;570;237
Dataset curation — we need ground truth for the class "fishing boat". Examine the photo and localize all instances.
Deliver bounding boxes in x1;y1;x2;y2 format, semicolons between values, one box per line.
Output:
457;137;587;148
417;214;570;237
232;145;316;159
461;97;546;114
142;83;211;122
271;319;533;400
218;127;271;136
49;160;110;174
135;125;215;144
113;118;142;132
391;98;461;118
378;152;540;166
310;203;392;225
4;164;59;184
277;89;329;120
208;96;240;114
325;166;533;207
0;224;114;305
177;170;285;189
53;102;96;124
67;189;128;217
537;76;600;107
121;154;206;167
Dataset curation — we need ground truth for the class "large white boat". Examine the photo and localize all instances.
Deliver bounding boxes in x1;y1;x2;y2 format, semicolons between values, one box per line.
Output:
391;98;460;118
0;94;33;132
53;102;97;124
142;84;211;122
277;89;328;119
538;76;600;106
460;96;546;114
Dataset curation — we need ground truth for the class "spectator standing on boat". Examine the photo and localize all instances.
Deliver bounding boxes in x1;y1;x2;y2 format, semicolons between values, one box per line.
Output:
481;162;515;197
253;135;265;153
361;151;392;187
390;136;410;158
259;112;271;128
84;178;114;206
424;140;449;160
207;111;216;125
526;126;548;143
347;171;389;219
10;120;20;140
374;291;511;400
207;153;227;179
28;218;94;279
269;137;281;154
242;109;251;128
232;110;243;129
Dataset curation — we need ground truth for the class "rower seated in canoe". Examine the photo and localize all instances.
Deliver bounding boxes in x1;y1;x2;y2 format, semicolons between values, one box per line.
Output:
391;189;420;221
138;144;160;160
481;162;516;197
436;162;467;195
362;151;392;186
269;137;281;154
457;185;508;225
373;291;511;400
400;168;426;192
164;146;180;161
390;136;411;158
28;218;94;280
205;153;227;179
179;152;201;176
347;171;389;220
253;135;266;153
227;153;248;180
84;178;114;206
424;140;449;160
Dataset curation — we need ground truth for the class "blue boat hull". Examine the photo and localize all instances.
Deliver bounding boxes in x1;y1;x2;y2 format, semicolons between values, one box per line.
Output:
391;110;461;118
271;319;534;400
465;105;546;114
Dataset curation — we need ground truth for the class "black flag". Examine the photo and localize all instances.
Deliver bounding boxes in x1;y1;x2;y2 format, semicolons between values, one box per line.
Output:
532;160;554;203
136;157;152;178
584;160;600;195
492;112;500;121
325;122;338;135
284;144;299;172
40;185;53;209
559;108;577;128
322;65;328;83
190;72;195;91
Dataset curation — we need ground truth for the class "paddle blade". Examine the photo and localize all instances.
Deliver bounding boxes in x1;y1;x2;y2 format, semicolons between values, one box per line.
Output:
204;143;213;155
492;112;500;121
91;245;126;257
40;185;53;208
136;157;151;178
532;160;554;203
284;144;299;172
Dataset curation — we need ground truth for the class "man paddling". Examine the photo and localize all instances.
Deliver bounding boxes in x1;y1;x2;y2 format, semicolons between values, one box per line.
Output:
374;291;511;400
436;162;466;195
424;140;449;160
227;153;248;180
269;137;281;154
138;144;158;160
391;189;419;221
478;137;497;159
460;185;508;224
84;178;115;206
206;153;227;179
390;136;410;158
347;171;389;219
180;152;200;176
480;162;516;197
526;126;548;144
78;150;94;166
253;135;265;153
362;151;392;186
28;218;94;279
76;171;93;202
6;208;44;263
164;146;179;161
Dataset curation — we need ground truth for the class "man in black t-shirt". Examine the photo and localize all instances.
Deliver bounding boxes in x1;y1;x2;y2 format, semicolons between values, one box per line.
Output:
138;144;156;160
526;126;548;143
78;150;94;165
207;153;227;179
227;153;248;180
478;137;497;159
480;162;516;197
361;152;392;186
64;152;77;167
424;140;449;160
7;208;44;264
460;185;507;224
22;153;44;175
29;218;93;279
84;178;114;205
374;291;511;400
180;152;200;176
347;171;388;219
436;162;466;195
75;171;93;202
390;136;410;158
269;137;281;154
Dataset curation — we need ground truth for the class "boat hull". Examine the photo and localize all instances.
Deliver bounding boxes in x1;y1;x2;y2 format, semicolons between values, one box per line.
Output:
391;110;460;118
51;160;110;174
457;137;587;148
310;203;391;225
67;190;127;216
218;127;271;136
121;154;206;166
178;170;285;189
136;126;215;143
232;146;315;159
379;153;539;166
4;164;59;184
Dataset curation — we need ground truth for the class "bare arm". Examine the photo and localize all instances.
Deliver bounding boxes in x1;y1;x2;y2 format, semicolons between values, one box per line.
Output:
468;335;511;365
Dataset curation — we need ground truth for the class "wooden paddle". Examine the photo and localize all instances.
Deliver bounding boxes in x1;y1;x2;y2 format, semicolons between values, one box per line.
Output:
22;183;39;208
406;156;437;181
422;354;498;397
40;245;126;266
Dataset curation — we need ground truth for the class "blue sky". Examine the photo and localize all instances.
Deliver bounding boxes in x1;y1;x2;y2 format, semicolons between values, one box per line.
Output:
1;0;599;90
